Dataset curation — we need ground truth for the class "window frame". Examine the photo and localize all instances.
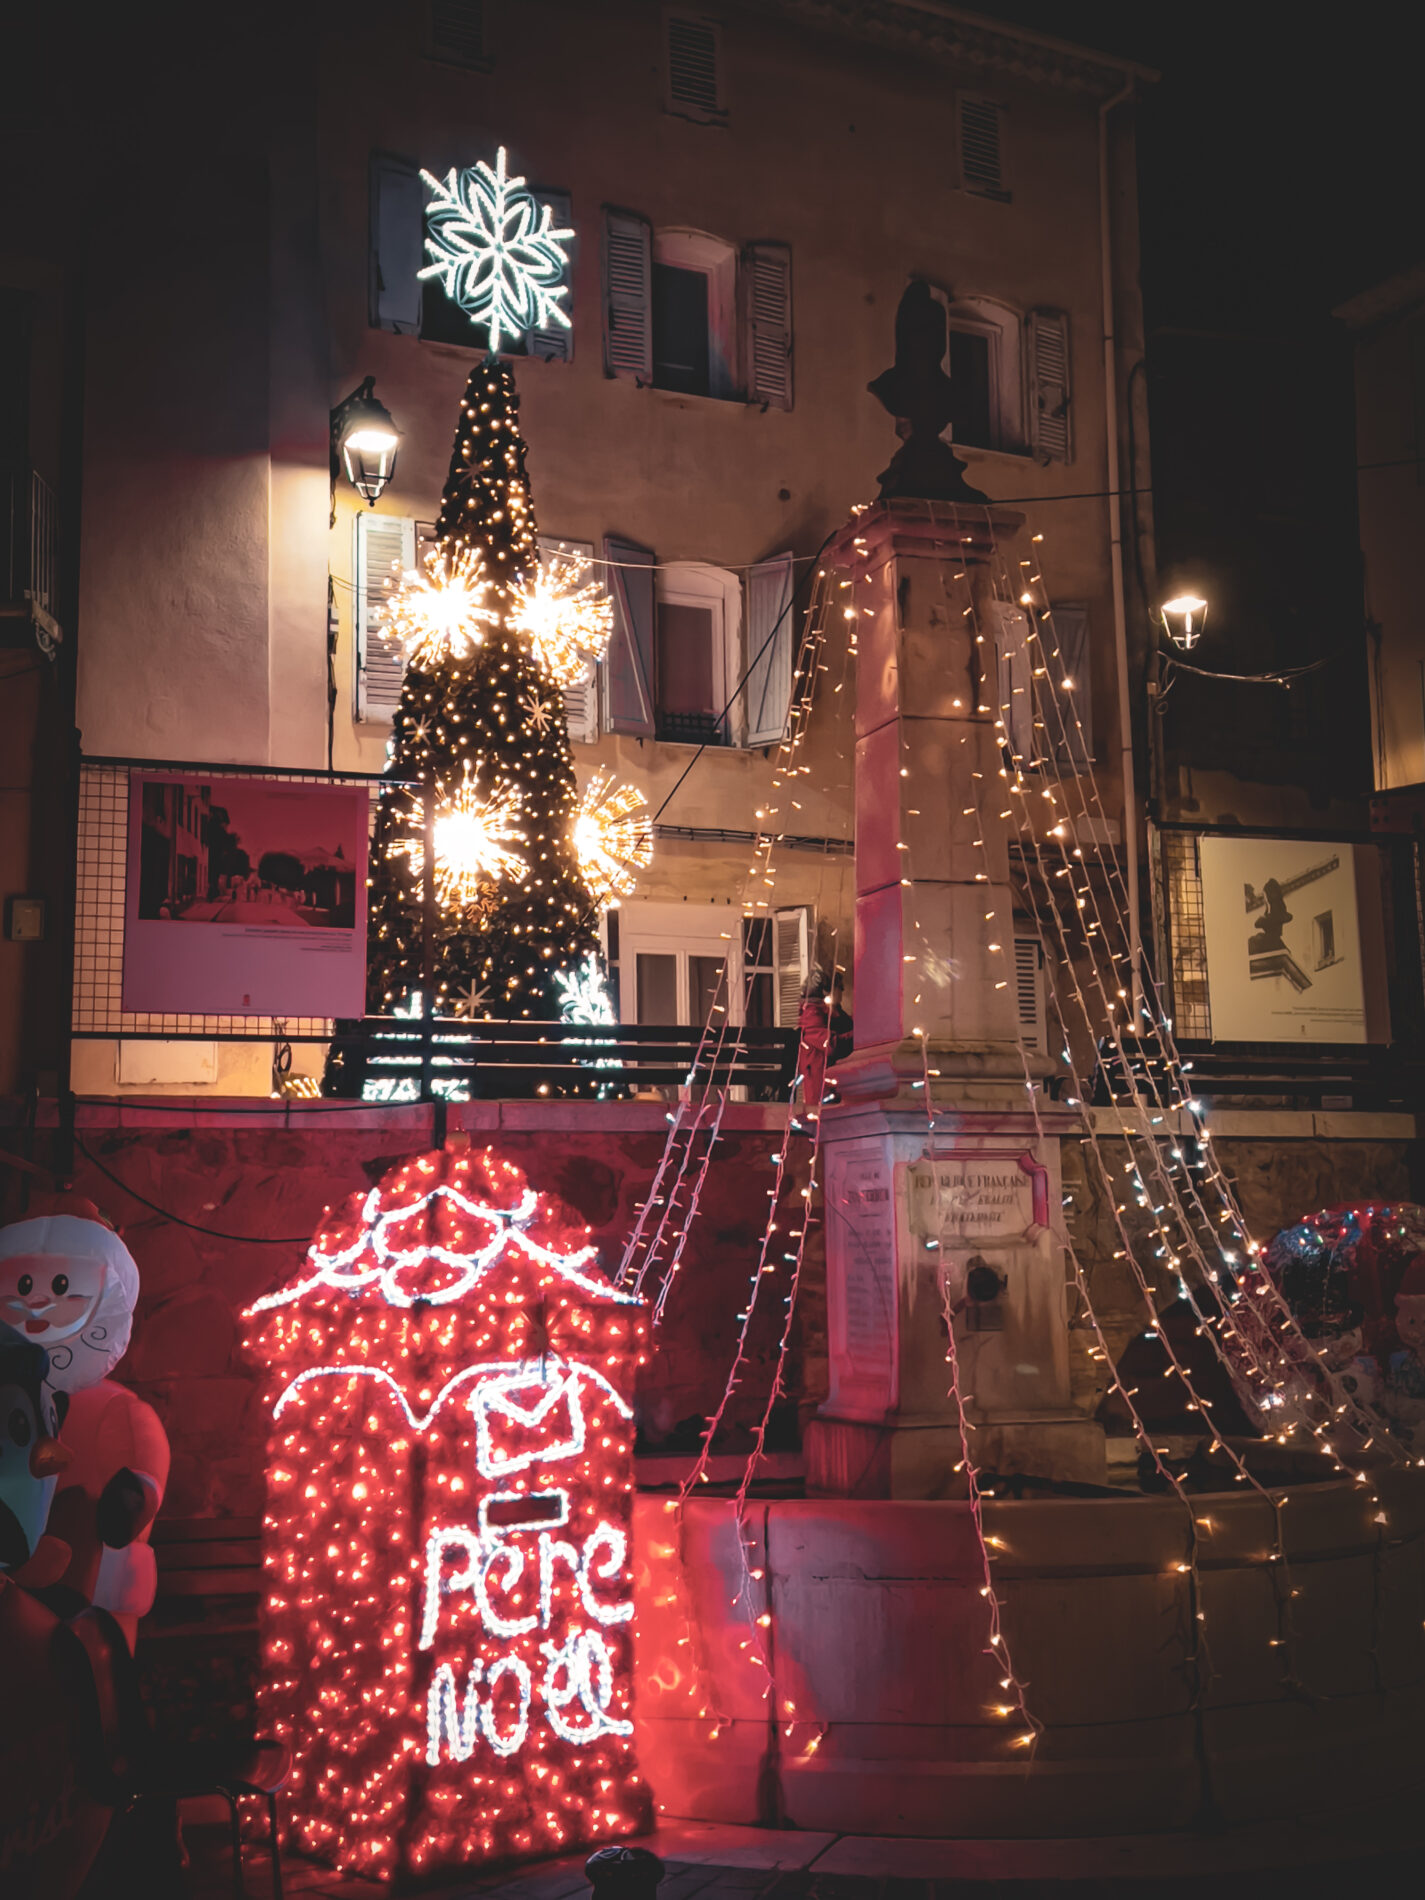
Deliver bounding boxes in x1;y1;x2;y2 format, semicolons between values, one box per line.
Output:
654;560;743;746
933;292;1025;456
613;900;744;1026
651;228;739;399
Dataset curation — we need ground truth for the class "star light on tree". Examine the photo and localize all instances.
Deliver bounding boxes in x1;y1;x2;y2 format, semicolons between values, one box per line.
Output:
509;551;615;689
394;769;529;910
452;979;494;1020
384;546;499;669
572;771;654;907
419;148;574;355
519;687;556;735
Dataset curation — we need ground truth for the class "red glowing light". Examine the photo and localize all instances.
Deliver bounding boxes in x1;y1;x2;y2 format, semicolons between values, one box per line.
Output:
247;1148;650;1879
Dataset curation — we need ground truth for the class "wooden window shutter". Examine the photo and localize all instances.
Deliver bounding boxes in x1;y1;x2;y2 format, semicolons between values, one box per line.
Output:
1045;603;1093;769
426;0;489;69
603;209;652;382
741;242;793;410
1028;308;1071;463
528;189;574;362
603;536;656;736
370;154;423;334
1013;936;1048;1053
665;12;725;123
957;94;1009;201
354;512;416;722
744;553;795;747
991;600;1037;766
773;905;812;1028
539;536;599;742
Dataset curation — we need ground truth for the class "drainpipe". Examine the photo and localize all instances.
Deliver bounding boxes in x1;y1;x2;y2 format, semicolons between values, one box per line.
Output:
1099;79;1140;1014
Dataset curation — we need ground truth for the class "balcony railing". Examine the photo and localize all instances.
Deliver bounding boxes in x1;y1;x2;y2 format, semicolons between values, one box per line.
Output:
326;1015;797;1102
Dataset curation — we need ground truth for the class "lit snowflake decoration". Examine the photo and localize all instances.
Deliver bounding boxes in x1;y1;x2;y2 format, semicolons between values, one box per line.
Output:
384;545;498;670
572;770;653;907
392;768;528;910
556;954;621;1092
509;552;614;689
555;955;618;1028
419;149;574;355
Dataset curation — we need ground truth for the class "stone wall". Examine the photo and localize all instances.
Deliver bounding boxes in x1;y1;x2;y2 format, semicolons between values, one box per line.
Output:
25;1103;815;1522
12;1105;1416;1517
1063;1125;1420;1416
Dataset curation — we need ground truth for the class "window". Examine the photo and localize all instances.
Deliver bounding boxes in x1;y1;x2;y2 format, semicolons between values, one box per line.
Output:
615;902;732;1026
931;290;1024;454
604;542;783;750
957;94;1009;201
653;266;709;393
614;902;809;1028
654;563;741;744
665;11;725;124
652;231;736;398
602;211;791;405
742;918;775;1027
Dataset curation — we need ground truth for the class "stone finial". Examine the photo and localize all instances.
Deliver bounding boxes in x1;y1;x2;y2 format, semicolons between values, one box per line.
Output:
868;281;989;504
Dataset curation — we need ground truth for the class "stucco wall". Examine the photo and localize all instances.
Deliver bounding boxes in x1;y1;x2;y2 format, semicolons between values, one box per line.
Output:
322;0;1128;836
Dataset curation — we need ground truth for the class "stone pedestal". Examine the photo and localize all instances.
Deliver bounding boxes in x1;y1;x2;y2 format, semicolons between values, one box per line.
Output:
805;502;1103;1496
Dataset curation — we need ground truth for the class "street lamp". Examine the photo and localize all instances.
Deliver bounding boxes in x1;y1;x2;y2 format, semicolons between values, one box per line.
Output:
1158;593;1208;651
331;377;399;506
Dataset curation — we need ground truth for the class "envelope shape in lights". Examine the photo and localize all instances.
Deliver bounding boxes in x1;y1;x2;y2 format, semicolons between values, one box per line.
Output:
471;1360;592;1479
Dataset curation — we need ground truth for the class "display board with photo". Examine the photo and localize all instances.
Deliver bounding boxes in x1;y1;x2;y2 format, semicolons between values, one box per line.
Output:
1198;835;1371;1043
122;776;370;1017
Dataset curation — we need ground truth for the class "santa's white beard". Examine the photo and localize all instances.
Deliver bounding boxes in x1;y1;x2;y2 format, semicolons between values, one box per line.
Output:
45;1316;134;1392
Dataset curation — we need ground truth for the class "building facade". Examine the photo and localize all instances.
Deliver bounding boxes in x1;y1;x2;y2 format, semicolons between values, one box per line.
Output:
7;0;1155;1098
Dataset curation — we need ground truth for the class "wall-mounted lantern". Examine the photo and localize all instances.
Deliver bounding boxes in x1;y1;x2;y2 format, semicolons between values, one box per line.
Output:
1158;593;1208;651
331;377;400;507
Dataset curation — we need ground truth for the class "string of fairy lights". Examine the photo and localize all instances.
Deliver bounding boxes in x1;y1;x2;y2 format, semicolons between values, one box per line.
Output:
991;536;1412;1472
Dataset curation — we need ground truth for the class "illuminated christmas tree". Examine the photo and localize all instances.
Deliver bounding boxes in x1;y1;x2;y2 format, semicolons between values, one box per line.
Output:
325;156;653;1098
248;1147;651;1881
365;358;614;1026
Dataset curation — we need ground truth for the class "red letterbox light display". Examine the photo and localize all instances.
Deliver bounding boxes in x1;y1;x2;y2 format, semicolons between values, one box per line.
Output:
247;1149;650;1881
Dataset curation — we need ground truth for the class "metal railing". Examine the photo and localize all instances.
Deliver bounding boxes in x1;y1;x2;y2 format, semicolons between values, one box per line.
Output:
327;1015;797;1102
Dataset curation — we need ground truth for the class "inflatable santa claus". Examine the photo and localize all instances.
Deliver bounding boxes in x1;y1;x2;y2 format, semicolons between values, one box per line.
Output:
0;1196;169;1647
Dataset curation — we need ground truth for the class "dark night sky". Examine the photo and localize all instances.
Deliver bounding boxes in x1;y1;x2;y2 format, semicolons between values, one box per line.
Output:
980;1;1419;321
977;3;1418;799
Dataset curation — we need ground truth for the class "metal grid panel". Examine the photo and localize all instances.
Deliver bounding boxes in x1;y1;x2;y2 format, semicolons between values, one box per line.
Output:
73;761;378;1040
1161;828;1212;1040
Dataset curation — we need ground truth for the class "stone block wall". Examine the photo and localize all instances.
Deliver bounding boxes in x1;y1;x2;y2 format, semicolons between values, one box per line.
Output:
22;1103;817;1522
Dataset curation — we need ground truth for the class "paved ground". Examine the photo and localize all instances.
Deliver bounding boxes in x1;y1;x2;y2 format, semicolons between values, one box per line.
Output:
81;1812;1423;1900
